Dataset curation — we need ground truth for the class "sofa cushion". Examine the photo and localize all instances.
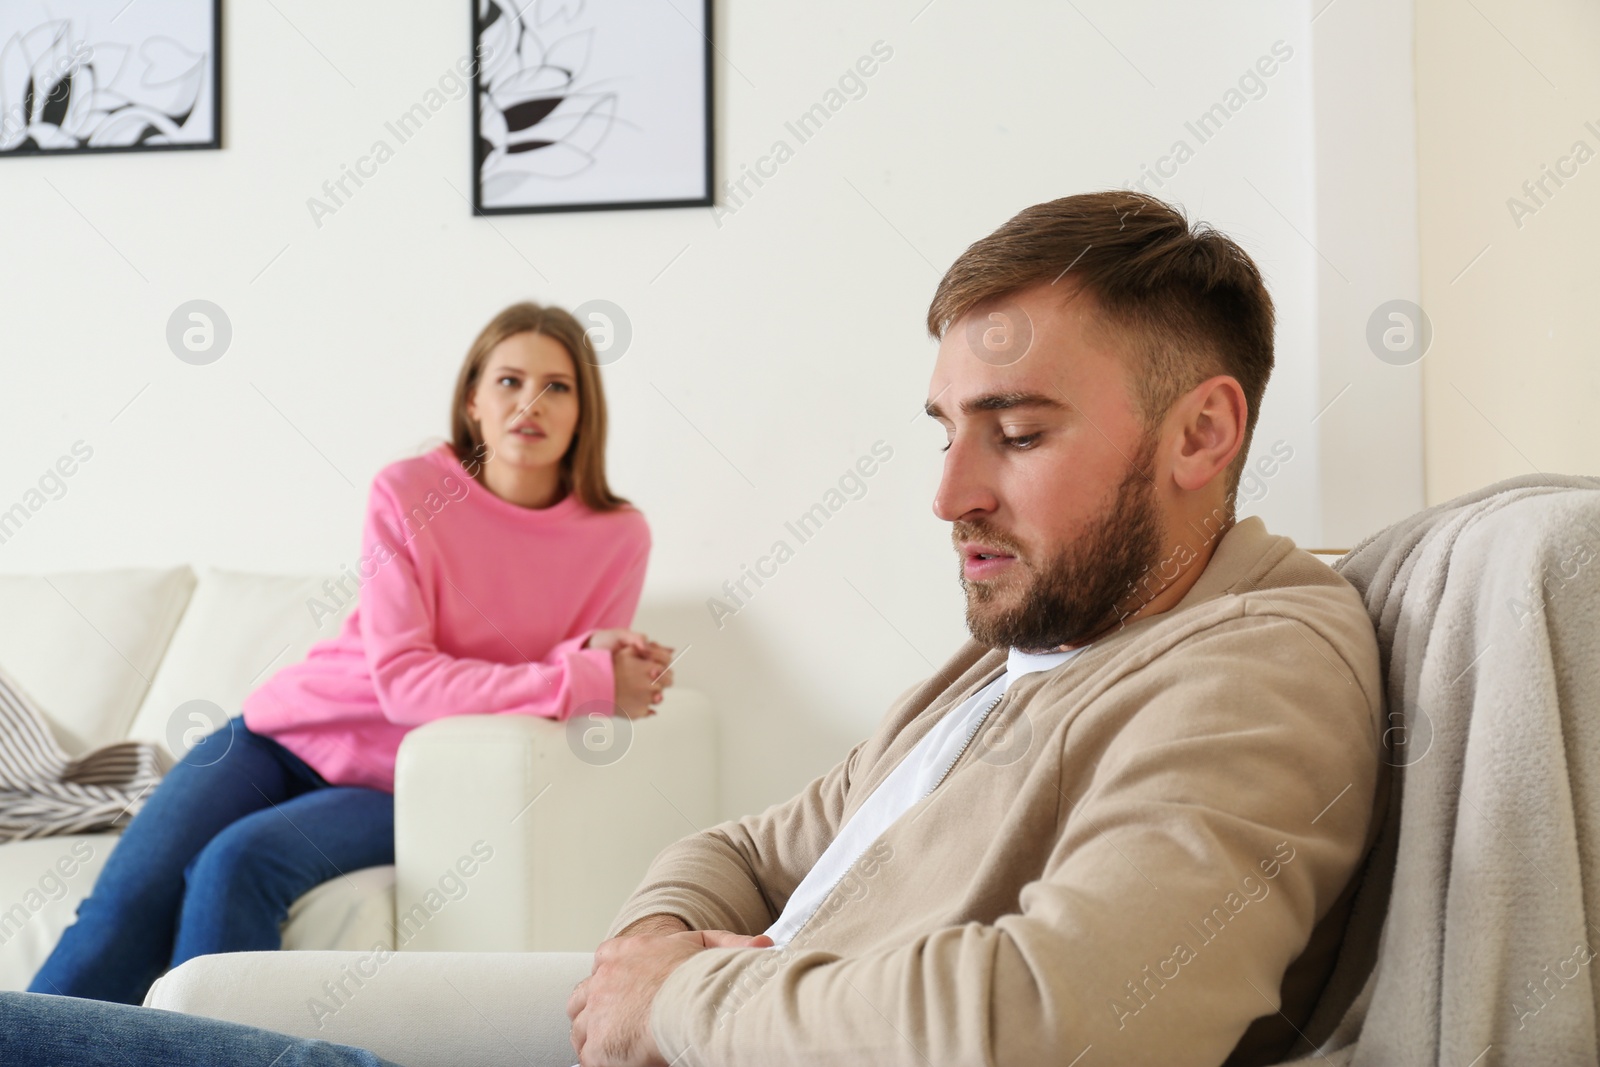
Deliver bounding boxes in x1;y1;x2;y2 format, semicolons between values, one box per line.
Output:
0;568;195;754
127;569;355;752
0;834;113;991
282;865;397;953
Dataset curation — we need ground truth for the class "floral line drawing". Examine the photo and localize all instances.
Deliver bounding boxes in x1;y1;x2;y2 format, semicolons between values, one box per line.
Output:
475;0;620;202
0;7;217;155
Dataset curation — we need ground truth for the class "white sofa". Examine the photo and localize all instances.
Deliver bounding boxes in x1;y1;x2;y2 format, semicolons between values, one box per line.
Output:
0;566;716;992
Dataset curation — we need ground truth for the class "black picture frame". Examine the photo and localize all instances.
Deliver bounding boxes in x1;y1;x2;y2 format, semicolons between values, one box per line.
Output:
0;0;222;158
470;0;713;216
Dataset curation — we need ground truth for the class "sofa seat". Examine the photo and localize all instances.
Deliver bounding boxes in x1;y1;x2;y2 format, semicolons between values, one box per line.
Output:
0;835;113;990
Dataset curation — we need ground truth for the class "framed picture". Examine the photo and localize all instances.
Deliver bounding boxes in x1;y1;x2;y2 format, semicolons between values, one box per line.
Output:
471;0;713;215
0;0;221;157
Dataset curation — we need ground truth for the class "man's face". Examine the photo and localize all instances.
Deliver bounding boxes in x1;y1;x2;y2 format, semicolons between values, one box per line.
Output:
926;283;1169;652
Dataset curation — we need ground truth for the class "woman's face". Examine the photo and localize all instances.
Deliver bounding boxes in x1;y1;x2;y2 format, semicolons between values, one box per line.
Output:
466;331;581;477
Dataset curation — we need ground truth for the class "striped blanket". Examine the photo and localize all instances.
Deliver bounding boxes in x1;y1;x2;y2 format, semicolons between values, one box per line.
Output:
0;665;169;842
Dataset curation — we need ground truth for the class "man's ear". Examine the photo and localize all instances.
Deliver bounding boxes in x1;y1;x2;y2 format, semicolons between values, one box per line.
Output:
1171;375;1246;493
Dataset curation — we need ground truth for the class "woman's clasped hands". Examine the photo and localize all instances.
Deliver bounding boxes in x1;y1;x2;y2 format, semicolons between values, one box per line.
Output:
585;630;675;717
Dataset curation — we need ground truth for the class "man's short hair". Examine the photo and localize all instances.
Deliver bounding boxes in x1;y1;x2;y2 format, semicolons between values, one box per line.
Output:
927;191;1276;505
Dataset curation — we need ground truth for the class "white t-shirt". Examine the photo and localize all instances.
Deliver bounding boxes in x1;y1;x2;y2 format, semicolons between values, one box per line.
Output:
763;644;1085;948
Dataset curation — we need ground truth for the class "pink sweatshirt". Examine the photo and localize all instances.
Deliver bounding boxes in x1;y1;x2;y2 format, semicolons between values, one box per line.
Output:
241;443;651;792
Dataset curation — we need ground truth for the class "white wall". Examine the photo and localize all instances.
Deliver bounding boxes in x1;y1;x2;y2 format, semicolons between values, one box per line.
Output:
0;1;1417;820
1310;0;1427;546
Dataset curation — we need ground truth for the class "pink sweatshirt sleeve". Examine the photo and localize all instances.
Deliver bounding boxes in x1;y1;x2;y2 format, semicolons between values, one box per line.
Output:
357;480;649;725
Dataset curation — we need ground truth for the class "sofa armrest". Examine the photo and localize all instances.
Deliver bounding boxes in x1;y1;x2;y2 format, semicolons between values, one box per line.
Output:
393;688;717;952
144;950;591;1067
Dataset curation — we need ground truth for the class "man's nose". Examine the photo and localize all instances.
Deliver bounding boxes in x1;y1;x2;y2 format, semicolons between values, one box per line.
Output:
932;435;997;522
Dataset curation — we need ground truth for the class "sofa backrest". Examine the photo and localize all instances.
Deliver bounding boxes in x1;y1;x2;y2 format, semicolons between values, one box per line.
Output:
124;570;357;750
0;567;354;758
0;568;195;755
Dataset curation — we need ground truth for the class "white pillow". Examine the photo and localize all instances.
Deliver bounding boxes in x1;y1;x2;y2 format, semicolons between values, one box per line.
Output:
127;569;356;752
0;568;195;754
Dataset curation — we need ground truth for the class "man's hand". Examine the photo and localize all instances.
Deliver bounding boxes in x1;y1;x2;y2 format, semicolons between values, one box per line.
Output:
567;928;773;1067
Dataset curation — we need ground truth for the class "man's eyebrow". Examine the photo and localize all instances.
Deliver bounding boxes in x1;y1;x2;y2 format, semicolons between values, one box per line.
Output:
923;392;1068;420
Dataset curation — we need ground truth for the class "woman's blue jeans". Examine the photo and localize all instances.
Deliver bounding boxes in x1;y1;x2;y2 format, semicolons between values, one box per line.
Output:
28;716;394;1005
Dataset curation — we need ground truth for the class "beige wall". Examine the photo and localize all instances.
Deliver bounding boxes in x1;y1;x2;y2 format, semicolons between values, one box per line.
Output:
1417;0;1600;501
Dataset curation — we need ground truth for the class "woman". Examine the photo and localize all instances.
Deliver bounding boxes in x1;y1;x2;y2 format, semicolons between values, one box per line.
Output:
30;301;673;1005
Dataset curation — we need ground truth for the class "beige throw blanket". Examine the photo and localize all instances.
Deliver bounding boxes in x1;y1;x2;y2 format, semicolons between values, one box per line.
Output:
1277;473;1600;1066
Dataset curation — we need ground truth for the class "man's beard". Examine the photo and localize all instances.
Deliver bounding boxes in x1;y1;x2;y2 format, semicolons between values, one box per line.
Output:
957;437;1166;653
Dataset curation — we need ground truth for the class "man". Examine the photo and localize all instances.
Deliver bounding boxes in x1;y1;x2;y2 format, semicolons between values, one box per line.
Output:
565;190;1383;1067
0;191;1384;1067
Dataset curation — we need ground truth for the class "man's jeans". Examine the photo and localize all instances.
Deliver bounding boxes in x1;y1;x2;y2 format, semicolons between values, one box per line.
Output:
0;990;401;1066
28;716;394;1005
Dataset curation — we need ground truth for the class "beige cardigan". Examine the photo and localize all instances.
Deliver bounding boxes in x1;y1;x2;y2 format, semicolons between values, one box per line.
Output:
610;516;1387;1067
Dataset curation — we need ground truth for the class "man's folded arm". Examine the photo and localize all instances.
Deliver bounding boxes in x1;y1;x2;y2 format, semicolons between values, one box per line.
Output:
645;613;1383;1066
614;913;692;937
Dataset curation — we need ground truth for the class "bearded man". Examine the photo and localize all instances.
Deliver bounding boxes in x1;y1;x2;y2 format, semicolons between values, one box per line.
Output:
566;190;1384;1067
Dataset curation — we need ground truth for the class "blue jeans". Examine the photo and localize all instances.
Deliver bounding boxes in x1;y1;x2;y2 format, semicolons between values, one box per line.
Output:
29;716;394;1005
0;990;401;1065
